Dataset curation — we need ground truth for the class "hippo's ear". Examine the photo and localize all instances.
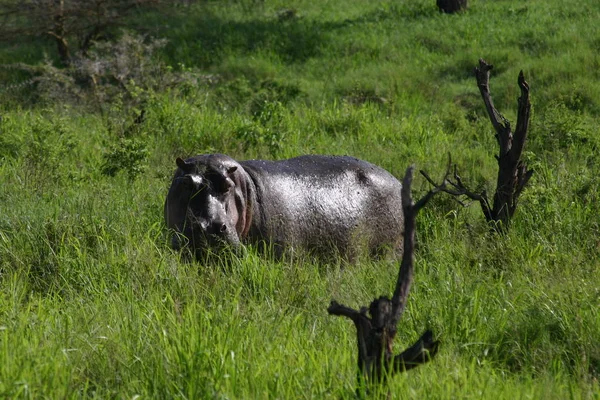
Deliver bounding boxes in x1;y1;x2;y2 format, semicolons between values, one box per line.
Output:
176;157;193;173
226;166;238;175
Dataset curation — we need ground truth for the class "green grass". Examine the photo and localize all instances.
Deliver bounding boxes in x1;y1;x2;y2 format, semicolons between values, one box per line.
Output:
1;0;600;397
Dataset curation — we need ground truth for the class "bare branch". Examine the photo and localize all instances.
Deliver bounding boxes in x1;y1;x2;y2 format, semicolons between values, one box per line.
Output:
421;61;533;232
393;330;440;372
327;301;362;321
420;163;494;222
475;59;512;153
512;70;531;164
328;166;438;387
390;166;424;326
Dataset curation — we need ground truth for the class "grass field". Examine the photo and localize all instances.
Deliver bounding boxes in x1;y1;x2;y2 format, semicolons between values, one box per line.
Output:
1;0;600;398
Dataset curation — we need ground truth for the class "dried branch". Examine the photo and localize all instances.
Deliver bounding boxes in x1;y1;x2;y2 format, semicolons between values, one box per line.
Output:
477;59;534;230
393;330;439;372
328;166;439;387
390;167;429;327
512;71;531;163
421;60;534;232
419;161;494;223
327;300;364;321
475;60;512;152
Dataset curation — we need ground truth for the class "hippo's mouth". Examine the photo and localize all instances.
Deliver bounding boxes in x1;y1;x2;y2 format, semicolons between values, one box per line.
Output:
184;228;242;259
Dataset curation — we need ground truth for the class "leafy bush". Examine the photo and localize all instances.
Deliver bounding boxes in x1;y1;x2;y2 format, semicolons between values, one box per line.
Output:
7;32;199;114
101;137;149;180
234;101;287;157
22;115;76;190
534;100;597;150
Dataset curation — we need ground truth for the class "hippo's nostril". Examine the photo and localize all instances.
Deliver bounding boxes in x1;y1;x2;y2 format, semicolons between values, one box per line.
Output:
209;221;227;235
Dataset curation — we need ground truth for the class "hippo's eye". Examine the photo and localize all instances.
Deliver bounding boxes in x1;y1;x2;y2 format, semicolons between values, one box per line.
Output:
207;173;233;194
174;176;192;190
214;181;232;194
178;174;205;189
176;175;208;200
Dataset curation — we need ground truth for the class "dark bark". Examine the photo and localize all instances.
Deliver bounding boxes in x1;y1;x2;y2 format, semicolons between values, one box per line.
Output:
51;33;71;66
475;59;533;231
328;167;439;386
80;24;106;57
437;0;468;14
422;59;533;233
51;0;71;65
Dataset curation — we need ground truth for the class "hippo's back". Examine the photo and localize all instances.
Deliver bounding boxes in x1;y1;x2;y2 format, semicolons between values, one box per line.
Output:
240;155;404;260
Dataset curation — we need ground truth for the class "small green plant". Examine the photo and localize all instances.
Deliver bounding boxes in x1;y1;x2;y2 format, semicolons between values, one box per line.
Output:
535;100;597;150
235;100;286;157
101;136;149;180
21;115;76;189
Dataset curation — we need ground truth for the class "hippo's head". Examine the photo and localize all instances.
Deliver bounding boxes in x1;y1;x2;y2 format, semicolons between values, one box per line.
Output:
164;154;252;259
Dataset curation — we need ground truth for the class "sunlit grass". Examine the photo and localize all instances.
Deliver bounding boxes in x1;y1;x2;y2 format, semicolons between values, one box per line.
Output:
0;0;599;397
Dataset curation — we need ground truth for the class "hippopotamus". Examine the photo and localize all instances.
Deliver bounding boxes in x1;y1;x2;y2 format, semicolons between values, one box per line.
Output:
164;154;404;261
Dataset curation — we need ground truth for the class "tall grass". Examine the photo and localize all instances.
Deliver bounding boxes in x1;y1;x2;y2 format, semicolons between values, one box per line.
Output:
0;0;599;397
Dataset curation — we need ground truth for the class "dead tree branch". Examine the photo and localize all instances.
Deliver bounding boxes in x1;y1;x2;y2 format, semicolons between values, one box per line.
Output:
422;59;534;232
476;59;534;230
328;167;439;387
420;158;494;222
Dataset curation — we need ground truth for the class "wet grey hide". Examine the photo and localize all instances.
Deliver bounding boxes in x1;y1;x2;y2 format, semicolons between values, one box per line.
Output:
164;153;404;261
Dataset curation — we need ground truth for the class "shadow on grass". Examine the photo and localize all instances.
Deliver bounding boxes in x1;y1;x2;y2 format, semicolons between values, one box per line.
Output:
487;305;600;378
162;14;326;67
160;3;438;68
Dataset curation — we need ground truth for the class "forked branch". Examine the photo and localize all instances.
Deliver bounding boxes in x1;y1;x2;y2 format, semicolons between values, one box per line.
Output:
422;59;534;232
420;158;493;222
328;167;439;386
477;59;534;230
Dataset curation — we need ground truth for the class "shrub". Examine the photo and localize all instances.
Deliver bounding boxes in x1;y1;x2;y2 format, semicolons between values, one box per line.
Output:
234;100;286;157
101;137;149;181
6;32;200;114
533;100;597;151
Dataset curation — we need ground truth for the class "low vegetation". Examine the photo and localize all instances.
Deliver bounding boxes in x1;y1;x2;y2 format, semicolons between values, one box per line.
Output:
0;0;599;397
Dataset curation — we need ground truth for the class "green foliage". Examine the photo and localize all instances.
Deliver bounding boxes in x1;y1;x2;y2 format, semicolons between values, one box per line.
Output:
234;100;287;157
101;136;149;180
0;114;23;160
1;0;600;398
1;32;198;115
535;100;598;151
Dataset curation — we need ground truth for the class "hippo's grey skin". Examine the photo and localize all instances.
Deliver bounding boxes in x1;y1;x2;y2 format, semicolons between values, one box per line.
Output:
164;154;404;261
